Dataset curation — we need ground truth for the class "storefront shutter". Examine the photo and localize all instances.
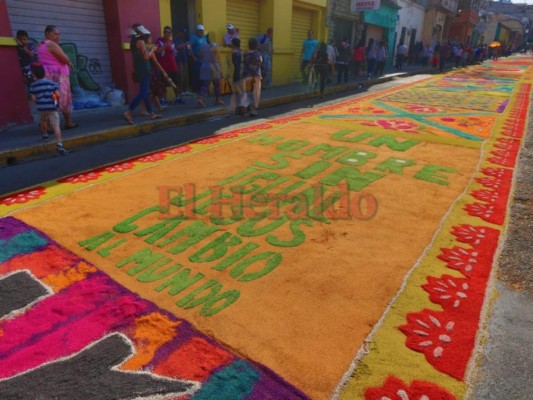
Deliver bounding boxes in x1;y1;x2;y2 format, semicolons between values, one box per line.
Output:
365;24;384;47
291;7;313;81
7;0;111;92
226;0;260;46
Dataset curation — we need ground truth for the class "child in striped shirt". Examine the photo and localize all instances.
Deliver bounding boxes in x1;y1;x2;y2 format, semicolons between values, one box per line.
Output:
29;63;68;155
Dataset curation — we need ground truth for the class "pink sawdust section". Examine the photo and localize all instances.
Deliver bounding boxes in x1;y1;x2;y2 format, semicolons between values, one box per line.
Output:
0;275;149;378
0;217;309;399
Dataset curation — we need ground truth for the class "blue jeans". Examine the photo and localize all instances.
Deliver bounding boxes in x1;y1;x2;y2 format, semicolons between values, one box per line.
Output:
300;60;311;81
261;52;271;86
128;74;152;113
367;58;377;76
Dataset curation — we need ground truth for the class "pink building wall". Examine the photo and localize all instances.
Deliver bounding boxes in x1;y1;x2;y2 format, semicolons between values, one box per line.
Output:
0;0;33;128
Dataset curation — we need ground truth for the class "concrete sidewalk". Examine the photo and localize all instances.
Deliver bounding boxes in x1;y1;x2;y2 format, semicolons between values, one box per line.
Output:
0;64;436;166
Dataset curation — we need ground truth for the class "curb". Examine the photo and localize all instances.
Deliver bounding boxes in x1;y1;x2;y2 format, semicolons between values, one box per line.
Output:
1;69;434;166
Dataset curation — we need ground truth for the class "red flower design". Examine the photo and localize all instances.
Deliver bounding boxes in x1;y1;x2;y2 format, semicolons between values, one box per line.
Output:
501;129;522;138
491;149;514;158
165;145;192;154
450;224;500;249
438;246;479;277
423;275;471;311
488;151;516;167
98;162;135;174
365;376;456;400
400;310;468;379
375;119;419;132
452;224;487;247
299;111;320;117
193;137;220;144
217;131;240;138
234;127;258;133
135;152;166;163
464;203;503;225
253;123;273;129
58;172;102;184
494;138;519;150
0;187;46;205
471;189;500;204
475;176;503;190
480;167;508;179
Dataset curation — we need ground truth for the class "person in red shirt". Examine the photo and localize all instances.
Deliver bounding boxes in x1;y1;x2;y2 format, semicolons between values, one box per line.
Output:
155;26;184;104
352;39;365;78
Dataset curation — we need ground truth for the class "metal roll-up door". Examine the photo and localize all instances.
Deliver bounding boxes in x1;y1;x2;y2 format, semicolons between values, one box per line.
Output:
291;7;313;81
365;24;384;46
227;0;260;45
7;0;111;93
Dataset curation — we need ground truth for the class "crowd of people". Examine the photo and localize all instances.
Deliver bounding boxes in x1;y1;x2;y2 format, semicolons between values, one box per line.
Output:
16;22;521;154
412;41;507;71
299;34;519;96
15;22;275;152
123;22;273;121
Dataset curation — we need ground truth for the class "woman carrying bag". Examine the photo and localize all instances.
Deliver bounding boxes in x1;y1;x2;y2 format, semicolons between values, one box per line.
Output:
123;24;165;124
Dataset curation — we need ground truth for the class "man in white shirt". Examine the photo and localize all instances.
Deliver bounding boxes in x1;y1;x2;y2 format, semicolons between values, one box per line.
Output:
223;23;239;47
396;41;408;71
326;39;337;82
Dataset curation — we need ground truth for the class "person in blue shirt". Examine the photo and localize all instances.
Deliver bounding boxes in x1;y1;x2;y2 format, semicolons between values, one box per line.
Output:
189;24;209;93
300;30;318;83
256;27;273;87
29;63;68;155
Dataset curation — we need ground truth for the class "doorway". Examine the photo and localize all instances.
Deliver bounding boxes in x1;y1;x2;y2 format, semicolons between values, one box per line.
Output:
170;0;195;35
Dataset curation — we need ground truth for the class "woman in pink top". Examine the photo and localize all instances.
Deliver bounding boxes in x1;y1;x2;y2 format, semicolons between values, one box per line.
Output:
38;25;77;129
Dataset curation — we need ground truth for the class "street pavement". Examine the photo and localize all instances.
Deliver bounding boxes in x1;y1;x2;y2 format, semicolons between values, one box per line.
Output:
0;58;532;399
0;64;436;167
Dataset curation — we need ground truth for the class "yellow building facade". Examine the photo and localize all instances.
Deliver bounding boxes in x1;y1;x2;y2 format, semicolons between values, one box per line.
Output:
158;0;328;85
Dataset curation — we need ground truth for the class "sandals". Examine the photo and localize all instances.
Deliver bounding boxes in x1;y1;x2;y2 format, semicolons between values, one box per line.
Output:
123;113;134;125
196;100;205;109
150;113;162;120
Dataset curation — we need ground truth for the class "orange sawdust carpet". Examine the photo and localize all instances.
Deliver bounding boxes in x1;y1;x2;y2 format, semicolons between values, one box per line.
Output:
1;57;531;400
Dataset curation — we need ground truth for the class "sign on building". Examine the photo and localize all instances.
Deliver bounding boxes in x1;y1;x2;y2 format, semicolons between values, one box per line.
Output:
351;0;381;11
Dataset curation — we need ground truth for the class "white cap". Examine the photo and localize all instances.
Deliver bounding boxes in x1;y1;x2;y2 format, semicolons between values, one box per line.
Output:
227;23;234;30
196;24;205;31
136;25;150;35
